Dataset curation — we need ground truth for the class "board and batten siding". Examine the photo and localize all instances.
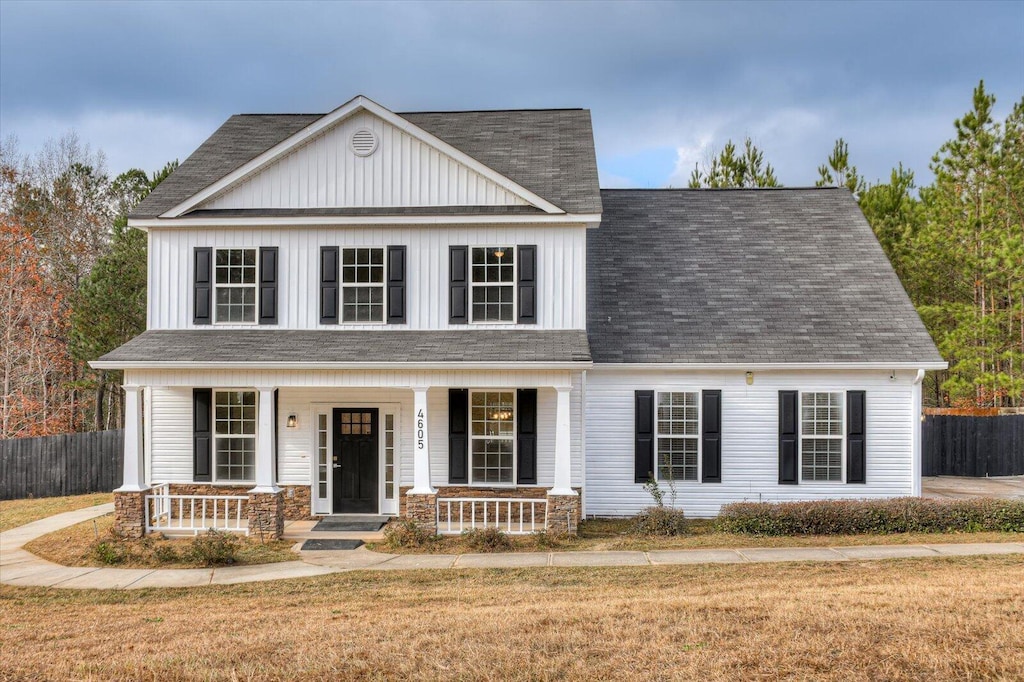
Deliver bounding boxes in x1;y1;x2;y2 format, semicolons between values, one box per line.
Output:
148;225;586;330
199;111;530;211
583;369;918;518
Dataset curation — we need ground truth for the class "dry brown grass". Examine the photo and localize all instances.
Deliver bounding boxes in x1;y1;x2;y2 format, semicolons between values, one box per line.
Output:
371;517;1024;554
22;514;297;569
0;493;111;533
1;555;1022;680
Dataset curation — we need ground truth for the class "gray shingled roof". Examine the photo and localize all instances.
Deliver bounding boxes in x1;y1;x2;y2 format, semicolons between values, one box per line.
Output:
131;108;601;219
97;330;592;365
588;188;944;365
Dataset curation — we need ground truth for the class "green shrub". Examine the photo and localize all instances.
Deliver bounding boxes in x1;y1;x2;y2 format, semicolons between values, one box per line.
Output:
152;544;180;563
530;530;568;549
186;529;241;566
383;519;436;549
716;497;1024;536
461;526;513;552
91;539;130;565
630;506;688;536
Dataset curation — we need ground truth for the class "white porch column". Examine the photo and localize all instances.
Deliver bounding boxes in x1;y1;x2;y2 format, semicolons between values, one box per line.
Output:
409;386;436;494
115;384;147;492
250;387;280;494
549;385;577;496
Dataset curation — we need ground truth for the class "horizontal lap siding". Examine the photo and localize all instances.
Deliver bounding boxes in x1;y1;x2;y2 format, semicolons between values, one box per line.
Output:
149;225;586;330
149;387;194;483
584;369;915;518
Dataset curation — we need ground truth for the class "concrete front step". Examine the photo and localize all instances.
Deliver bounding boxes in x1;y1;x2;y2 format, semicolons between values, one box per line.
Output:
283;519;387;543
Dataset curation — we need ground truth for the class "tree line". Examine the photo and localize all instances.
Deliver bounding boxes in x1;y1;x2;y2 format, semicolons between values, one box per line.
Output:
0;80;1020;439
690;81;1024;408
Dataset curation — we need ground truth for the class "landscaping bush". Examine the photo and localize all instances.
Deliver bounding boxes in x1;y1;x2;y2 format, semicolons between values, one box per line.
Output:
382;519;437;549
186;529;241;566
630;506;688;536
91;539;130;565
152;544;180;563
529;530;569;549
716;497;1024;536
461;526;513;552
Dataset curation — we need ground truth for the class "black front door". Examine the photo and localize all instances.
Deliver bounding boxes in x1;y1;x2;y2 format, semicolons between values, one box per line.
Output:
332;408;379;513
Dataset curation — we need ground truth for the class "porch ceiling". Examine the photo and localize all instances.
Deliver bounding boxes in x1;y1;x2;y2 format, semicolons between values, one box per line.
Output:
94;329;592;368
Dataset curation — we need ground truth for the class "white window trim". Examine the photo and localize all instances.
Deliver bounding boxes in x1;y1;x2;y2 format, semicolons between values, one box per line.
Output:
469;245;517;325
798;390;846;484
213;248;258;325
654;390;701;484
212;388;258;484
468;389;517;487
339;246;386;325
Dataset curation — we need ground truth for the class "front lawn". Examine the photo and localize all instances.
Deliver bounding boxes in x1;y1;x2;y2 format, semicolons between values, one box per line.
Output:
1;556;1022;680
368;517;1024;554
0;492;111;533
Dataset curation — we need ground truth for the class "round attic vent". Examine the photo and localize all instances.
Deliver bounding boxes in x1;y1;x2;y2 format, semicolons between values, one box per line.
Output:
351;128;378;156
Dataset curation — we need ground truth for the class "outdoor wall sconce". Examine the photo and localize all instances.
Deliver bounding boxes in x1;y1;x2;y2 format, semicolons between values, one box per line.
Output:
286;414;298;428
746;372;754;385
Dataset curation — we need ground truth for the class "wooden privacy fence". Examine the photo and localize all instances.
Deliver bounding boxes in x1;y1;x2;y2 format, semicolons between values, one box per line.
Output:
0;430;123;500
922;415;1024;477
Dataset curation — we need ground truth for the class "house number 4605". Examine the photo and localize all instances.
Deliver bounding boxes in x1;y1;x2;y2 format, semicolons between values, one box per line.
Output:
416;409;425;450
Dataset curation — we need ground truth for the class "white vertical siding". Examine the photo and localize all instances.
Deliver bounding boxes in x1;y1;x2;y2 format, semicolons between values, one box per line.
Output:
584;369;917;518
200;111;529;210
148;224;587;330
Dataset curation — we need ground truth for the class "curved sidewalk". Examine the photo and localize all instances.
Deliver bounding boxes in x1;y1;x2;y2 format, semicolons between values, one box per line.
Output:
2;504;1022;590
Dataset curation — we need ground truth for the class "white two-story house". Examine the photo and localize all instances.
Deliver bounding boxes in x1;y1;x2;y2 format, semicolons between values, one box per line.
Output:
94;96;945;538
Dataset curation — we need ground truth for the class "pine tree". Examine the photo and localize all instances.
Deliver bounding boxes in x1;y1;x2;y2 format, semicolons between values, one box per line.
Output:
688;137;780;188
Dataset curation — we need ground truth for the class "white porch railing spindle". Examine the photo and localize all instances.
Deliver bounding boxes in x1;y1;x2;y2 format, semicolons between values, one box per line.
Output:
144;489;249;535
435;497;544;535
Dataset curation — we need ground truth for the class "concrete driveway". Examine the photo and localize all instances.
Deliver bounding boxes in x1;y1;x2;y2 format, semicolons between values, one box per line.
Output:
923;476;1024;500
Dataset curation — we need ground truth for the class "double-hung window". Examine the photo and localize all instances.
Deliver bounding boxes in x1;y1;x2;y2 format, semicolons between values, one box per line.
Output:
214;390;256;482
800;392;843;481
470;391;515;484
215;249;257;323
341;247;385;322
471;247;515;322
656;392;699;482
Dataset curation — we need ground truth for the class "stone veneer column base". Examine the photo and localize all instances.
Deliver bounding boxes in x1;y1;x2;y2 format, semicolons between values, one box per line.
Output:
113;489;149;539
405;493;438;534
248;491;284;540
546;494;581;535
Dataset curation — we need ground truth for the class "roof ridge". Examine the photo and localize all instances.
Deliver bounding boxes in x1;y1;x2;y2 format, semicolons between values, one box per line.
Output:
400;108;586;114
600;186;844;192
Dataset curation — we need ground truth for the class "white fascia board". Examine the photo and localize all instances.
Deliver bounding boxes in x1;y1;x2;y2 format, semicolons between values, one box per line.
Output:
90;360;594;371
592;362;949;371
161;95;565;218
127;213;601;230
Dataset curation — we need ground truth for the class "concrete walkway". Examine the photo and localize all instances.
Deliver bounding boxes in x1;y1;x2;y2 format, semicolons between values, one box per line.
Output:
1;504;1022;590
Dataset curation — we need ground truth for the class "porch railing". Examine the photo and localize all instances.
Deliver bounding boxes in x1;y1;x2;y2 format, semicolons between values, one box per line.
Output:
145;487;249;536
436;497;545;535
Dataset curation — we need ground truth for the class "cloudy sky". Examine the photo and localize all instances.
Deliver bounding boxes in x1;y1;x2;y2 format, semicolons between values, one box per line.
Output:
2;1;1022;189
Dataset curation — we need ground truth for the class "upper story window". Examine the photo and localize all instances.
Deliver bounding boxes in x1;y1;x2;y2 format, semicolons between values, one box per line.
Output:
656;392;699;482
801;392;843;482
470;391;515;484
342;248;385;323
215;249;257;323
471;247;515;323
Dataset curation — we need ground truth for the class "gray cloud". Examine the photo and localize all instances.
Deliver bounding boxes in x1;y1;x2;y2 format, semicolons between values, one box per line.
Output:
2;0;1021;186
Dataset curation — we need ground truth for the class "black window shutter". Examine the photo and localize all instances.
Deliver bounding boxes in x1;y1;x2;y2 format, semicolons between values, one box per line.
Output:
194;247;212;325
701;390;722;483
193;388;212;482
449;246;468;324
517;245;537;324
320;246;339;324
517;389;538;484
635;390;655;483
779;390;799;484
448;389;469;484
387;245;407;324
273;388;280;484
258;246;278;325
847;390;867;484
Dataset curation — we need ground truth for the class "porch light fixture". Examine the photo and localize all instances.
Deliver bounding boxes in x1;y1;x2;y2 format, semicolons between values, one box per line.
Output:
746;372;754;386
286;414;298;428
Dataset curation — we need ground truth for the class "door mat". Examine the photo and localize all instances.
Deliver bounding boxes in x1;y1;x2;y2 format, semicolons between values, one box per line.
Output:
300;539;364;551
311;518;387;532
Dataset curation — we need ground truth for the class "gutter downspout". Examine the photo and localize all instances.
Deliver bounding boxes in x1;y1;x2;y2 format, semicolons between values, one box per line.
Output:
912;369;926;497
579;369;587;520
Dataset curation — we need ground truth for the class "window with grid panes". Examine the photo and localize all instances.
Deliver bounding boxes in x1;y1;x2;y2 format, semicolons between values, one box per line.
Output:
470;391;515;483
471;247;514;322
656;392;699;481
214;249;257;323
801;392;843;481
341;248;384;322
214;390;256;482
